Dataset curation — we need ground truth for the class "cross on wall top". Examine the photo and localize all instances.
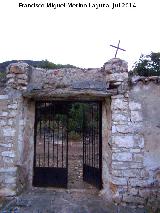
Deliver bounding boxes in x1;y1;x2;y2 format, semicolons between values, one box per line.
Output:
110;40;126;58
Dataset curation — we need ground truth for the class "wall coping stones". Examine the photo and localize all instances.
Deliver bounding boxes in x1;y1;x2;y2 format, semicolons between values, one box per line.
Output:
4;58;129;98
131;76;160;85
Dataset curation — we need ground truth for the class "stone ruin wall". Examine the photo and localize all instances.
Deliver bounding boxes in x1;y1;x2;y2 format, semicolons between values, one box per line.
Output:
110;81;160;209
0;65;35;205
0;58;160;209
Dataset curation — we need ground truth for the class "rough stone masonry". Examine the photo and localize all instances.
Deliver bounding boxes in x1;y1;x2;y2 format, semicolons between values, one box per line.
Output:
0;58;160;210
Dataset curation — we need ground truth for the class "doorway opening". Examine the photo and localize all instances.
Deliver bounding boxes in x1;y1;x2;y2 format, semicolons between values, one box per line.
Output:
33;101;102;190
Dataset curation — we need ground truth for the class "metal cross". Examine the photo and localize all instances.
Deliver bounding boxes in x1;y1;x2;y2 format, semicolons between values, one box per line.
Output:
110;40;126;58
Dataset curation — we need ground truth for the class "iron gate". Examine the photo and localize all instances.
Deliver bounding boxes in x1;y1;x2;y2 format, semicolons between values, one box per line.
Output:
83;102;102;189
33;101;69;187
33;101;102;189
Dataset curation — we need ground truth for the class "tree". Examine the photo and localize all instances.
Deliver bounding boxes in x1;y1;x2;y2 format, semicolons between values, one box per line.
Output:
40;59;76;69
40;60;57;69
132;52;160;76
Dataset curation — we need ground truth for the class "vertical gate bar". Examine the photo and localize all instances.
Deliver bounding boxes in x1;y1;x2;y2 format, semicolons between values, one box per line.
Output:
85;104;86;166
86;103;91;165
96;103;99;168
39;154;40;167
40;109;42;138
62;115;64;168
84;104;87;165
44;102;46;167
53;102;55;167
87;105;89;165
91;104;94;167
93;105;95;168
93;105;96;168
34;102;38;168
83;104;85;166
48;103;50;167
50;102;53;167
88;104;91;165
97;103;100;168
66;108;69;185
89;104;92;166
93;124;96;168
57;114;59;168
99;102;102;187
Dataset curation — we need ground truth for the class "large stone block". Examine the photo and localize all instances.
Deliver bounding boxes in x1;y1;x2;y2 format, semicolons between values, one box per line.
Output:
9;110;17;117
72;80;107;91
0;102;8;112
0;167;17;173
7;78;14;84
2;128;16;137
104;58;128;73
112;135;134;148
112;112;129;123
139;189;151;198
112;95;125;99
0;143;12;148
1;151;15;158
0;120;7;126
129;187;138;195
112;176;127;185
131;111;143;122
0;112;8;117
113;169;142;178
111;98;128;110
122;194;144;204
17;74;28;80
6;73;15;78
106;72;128;82
130;148;141;153
129;101;141;110
133;153;144;162
4;176;16;184
3;157;14;164
9;63;28;74
134;135;144;148
128;178;153;187
17;79;28;85
112;152;132;161
112;162;143;170
8;103;18;110
0;95;8;100
8;119;14;125
112;123;143;134
0;188;16;196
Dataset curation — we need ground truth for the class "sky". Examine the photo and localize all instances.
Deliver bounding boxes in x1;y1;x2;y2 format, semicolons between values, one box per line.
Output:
0;0;160;70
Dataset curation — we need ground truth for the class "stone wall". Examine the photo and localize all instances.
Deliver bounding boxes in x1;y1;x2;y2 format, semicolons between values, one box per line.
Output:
0;58;160;210
109;80;160;209
0;94;22;198
0;64;33;206
129;80;160;209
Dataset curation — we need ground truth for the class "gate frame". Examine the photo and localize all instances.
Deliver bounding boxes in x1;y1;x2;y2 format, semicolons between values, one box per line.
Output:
22;97;111;192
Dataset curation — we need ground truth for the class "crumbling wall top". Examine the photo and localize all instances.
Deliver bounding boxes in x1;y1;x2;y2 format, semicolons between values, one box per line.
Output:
5;58;129;99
